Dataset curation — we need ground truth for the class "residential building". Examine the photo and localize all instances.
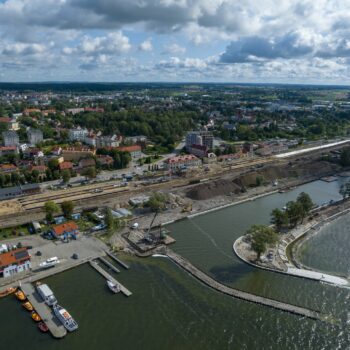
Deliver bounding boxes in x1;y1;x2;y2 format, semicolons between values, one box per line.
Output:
0;146;18;157
186;131;214;151
165;154;201;170
124;135;147;144
0;184;41;200
0;164;19;173
27;128;43;146
116;145;142;159
52;221;79;239
2;131;19;147
23;108;41;116
97;155;113;167
68;127;89;142
0;248;31;278
51;146;62;156
96;135;121;148
66;108;85;115
62;147;96;162
59;161;73;171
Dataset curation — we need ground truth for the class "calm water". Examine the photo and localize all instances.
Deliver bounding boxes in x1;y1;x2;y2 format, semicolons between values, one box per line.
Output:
1;178;350;350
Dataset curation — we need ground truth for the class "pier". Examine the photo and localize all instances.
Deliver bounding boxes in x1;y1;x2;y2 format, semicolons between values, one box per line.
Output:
166;250;322;321
89;261;132;297
21;283;67;339
105;251;130;269
99;257;120;273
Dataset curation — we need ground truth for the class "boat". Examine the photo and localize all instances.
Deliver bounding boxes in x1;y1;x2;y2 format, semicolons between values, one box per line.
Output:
0;287;16;298
22;301;34;311
15;289;26;301
53;304;78;332
39;257;60;269
107;280;120;293
38;322;49;333
31;311;42;322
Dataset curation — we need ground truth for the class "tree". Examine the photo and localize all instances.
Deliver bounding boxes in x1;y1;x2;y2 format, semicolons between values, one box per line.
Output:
48;158;59;171
61;201;75;219
61;169;71;184
271;208;289;231
44;201;59;222
340;183;347;200
146;192;168;212
297;192;313;217
83;167;96;179
286;201;304;227
247;224;278;260
340;147;350;167
255;175;264;187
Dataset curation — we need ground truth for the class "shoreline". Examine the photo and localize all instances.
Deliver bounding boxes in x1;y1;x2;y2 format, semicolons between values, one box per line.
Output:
232;200;350;287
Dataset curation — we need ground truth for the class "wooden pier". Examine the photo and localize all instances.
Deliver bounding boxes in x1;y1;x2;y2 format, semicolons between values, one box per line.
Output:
105;251;130;270
21;283;67;339
89;261;132;297
166;250;322;320
99;257;120;273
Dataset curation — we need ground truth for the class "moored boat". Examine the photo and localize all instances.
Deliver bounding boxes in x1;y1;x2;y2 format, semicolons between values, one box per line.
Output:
0;287;16;298
15;289;26;301
22;301;34;311
31;311;42;322
38;322;49;333
107;280;120;293
53;304;78;332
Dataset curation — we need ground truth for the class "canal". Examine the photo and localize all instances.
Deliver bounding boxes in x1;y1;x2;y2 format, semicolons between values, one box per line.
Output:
1;178;350;350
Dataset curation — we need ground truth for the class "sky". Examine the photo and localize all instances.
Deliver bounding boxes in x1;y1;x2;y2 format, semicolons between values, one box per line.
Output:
1;0;350;84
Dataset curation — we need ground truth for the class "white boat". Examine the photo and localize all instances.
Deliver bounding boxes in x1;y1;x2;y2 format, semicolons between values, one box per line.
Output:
107;280;120;293
39;257;60;269
53;304;78;332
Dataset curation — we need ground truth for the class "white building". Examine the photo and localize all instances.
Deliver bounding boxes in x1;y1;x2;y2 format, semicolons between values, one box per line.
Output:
165;154;201;171
27;128;43;146
2;130;19;147
69;127;89;142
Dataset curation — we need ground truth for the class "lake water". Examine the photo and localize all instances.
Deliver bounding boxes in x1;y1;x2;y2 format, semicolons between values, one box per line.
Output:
1;178;350;350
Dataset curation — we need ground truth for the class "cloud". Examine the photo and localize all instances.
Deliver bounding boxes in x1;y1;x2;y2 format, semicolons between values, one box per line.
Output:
162;43;186;55
139;39;153;52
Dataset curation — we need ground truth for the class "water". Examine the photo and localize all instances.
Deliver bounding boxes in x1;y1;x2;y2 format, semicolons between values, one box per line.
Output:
299;214;350;278
1;178;350;349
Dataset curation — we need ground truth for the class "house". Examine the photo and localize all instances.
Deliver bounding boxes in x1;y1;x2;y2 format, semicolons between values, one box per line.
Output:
0;146;18;157
59;161;73;171
23;147;44;159
23;108;41;116
27;128;43;146
116;145;142;159
78;158;96;169
96;135;121;148
66;108;85;115
52;221;79;239
2;131;19;147
68;127;89;142
165;155;201;171
0;164;19;173
186;131;214;151
0;117;18;131
0;248;31;278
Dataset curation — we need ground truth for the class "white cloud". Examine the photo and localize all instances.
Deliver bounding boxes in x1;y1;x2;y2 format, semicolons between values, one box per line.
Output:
139;39;153;52
162;43;186;55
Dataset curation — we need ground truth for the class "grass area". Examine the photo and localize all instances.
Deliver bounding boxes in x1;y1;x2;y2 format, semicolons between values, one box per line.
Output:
0;225;31;241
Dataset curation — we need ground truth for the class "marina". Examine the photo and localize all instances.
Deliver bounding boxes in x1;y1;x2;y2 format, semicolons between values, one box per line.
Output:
89;260;132;296
20;283;67;339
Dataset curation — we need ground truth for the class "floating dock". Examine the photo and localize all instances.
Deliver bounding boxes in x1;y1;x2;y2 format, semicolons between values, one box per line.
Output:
89;261;132;297
20;283;67;339
98;257;120;273
105;251;130;270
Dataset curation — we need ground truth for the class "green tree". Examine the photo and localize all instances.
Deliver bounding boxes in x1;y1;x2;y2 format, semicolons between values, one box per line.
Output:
61;169;71;184
44;201;59;222
297;192;313;218
271;208;289;230
83;167;97;179
255;175;264;187
286;201;304;227
247;224;278;260
48;158;59;171
61;200;75;219
147;192;168;212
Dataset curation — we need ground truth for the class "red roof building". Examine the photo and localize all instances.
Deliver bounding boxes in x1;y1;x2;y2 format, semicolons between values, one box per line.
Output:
59;161;73;171
52;221;79;237
0;248;31;277
116;145;141;158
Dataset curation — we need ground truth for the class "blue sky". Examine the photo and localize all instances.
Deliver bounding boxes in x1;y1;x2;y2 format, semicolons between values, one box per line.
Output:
0;0;350;84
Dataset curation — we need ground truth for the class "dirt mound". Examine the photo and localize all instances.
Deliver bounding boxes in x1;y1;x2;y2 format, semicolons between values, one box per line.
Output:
186;179;242;200
186;159;341;201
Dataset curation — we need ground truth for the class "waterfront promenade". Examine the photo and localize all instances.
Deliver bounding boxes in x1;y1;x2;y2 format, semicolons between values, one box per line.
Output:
166;249;322;320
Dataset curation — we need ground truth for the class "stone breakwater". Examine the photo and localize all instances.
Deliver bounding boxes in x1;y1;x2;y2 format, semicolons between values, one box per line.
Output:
165;249;322;321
